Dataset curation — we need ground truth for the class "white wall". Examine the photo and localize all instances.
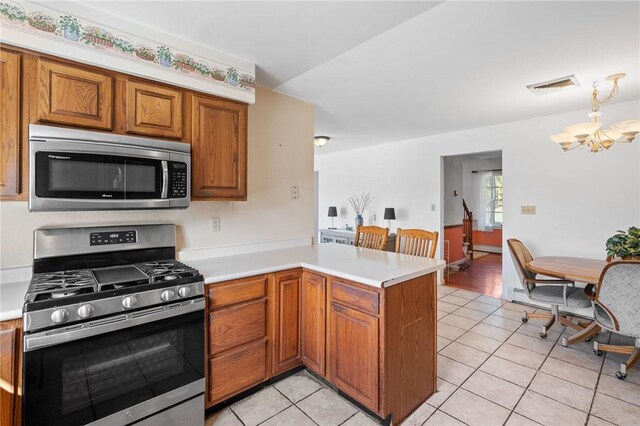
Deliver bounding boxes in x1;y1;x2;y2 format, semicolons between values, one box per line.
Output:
443;156;464;226
316;100;640;299
0;87;315;270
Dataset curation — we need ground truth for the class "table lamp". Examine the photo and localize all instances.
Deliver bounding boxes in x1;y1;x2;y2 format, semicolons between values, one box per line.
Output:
384;207;396;229
328;206;338;229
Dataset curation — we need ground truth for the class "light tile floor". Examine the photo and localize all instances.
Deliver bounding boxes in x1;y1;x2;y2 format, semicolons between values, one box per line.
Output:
206;286;640;426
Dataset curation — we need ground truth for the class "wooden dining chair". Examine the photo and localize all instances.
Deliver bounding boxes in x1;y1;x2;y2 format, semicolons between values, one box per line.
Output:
507;239;591;339
354;226;389;250
395;228;439;258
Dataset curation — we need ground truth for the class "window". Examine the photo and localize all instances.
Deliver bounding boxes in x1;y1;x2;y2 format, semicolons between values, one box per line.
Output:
486;172;503;226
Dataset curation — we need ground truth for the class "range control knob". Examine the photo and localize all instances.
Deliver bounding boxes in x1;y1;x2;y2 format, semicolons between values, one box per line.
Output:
51;308;69;324
161;289;175;302
122;295;137;309
178;286;191;298
77;304;94;318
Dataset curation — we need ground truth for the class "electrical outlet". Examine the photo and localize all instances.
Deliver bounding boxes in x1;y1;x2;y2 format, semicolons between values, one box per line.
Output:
291;186;299;199
211;217;221;232
521;205;536;215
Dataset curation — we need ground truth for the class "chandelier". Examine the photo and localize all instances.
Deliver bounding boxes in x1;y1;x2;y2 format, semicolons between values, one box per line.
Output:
550;73;639;153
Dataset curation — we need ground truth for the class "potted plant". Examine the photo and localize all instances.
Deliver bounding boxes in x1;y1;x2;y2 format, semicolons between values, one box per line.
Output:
58;15;82;41
239;73;255;90
606;226;640;260
226;67;239;86
211;68;226;82
27;11;56;33
156;45;172;67
194;61;211;77
348;193;374;228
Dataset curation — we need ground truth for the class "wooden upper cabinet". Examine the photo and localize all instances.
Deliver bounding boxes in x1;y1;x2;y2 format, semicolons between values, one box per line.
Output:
191;95;247;200
301;272;326;376
125;80;183;139
37;59;113;130
0;50;21;197
329;302;379;412
270;270;302;375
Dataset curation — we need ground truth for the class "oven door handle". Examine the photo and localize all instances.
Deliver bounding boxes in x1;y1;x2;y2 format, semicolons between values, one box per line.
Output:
161;160;169;199
24;298;204;352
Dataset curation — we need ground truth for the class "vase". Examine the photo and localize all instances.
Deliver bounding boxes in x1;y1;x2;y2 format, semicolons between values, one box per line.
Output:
355;215;364;228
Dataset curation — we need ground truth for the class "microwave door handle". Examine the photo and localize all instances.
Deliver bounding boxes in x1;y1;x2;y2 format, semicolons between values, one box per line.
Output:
161;160;169;199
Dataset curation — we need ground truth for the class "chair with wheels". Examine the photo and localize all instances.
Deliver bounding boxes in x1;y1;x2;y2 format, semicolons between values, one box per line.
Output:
507;239;592;338
592;261;640;380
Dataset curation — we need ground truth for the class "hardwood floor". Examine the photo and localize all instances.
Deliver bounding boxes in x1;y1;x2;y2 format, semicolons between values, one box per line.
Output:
445;253;502;298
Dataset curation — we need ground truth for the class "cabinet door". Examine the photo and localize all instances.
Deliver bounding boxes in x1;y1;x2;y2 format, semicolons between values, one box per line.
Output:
301;272;326;376
0;319;22;426
125;80;183;139
38;60;113;129
0;50;20;196
270;271;302;374
329;302;379;412
191;95;247;200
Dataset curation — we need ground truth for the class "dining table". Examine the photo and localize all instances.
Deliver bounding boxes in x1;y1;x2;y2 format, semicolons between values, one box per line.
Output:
526;256;608;346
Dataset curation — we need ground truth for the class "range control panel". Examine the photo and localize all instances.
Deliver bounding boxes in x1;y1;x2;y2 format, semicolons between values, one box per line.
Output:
90;230;137;246
169;162;188;198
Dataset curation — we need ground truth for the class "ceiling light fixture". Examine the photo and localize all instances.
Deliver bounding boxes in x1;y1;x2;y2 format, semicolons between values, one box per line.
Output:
314;136;331;147
550;73;639;153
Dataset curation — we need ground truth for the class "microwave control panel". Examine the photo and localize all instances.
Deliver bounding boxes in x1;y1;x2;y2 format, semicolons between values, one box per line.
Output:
169;162;188;198
90;231;137;246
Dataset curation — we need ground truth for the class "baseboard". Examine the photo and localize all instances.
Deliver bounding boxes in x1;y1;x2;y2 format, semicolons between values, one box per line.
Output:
178;237;313;262
474;245;502;254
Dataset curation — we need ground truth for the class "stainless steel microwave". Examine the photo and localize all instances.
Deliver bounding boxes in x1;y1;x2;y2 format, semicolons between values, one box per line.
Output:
29;125;190;212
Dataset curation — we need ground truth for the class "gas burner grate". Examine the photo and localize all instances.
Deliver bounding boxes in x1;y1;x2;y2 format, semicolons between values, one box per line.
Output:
28;269;97;301
135;260;199;283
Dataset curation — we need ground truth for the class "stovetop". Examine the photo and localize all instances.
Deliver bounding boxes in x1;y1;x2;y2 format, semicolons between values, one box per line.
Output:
26;260;200;304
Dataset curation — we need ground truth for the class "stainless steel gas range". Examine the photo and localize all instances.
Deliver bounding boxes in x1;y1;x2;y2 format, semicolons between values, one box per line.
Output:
22;224;205;426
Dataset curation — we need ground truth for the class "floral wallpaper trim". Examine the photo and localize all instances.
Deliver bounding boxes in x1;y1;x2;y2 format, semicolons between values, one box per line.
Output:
0;1;255;92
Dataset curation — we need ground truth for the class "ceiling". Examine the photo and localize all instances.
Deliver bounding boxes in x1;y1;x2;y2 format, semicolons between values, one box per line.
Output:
52;1;640;155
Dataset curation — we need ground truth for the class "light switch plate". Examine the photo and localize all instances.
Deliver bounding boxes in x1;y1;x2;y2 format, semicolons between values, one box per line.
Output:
521;205;536;215
211;217;221;232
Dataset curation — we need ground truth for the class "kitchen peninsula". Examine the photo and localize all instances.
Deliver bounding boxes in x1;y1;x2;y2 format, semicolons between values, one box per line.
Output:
187;243;445;424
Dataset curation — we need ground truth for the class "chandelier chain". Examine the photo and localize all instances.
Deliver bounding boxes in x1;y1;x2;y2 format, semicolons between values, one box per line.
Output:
591;79;619;112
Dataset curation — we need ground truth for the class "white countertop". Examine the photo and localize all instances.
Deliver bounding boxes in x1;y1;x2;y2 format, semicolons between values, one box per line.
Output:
0;244;445;322
0;280;29;322
189;243;445;287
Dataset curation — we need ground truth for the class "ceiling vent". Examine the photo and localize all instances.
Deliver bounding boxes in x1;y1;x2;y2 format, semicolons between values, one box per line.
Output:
527;75;580;95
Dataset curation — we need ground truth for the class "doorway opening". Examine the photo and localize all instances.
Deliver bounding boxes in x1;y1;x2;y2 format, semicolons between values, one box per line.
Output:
442;151;503;298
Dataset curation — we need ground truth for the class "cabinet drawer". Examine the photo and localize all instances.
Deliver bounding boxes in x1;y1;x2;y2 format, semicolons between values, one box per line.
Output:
209;298;266;355
331;279;379;315
208;276;267;309
209;339;266;404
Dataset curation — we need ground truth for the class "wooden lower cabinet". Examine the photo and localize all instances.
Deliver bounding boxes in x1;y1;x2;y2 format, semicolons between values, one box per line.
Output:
301;271;326;375
269;270;302;375
328;302;379;411
0;318;22;426
205;270;437;423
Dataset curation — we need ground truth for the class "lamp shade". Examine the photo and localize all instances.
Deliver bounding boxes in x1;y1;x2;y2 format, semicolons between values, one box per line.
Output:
384;208;396;220
327;206;338;217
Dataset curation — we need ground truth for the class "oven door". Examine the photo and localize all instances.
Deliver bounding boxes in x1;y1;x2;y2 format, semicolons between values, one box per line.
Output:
23;300;204;426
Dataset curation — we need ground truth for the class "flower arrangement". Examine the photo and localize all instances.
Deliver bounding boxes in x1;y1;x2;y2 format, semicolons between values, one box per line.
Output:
239;73;255;89
156;46;172;67
606;227;640;260
0;2;26;22
348;193;374;228
113;37;135;55
83;26;114;48
27;11;56;32
173;53;196;72
135;45;155;61
57;15;82;41
211;68;226;82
